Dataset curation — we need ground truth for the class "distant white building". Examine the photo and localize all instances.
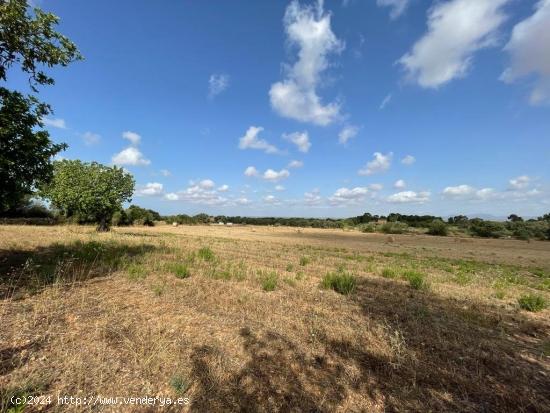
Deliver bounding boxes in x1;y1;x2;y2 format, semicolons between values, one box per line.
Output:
226;222;233;226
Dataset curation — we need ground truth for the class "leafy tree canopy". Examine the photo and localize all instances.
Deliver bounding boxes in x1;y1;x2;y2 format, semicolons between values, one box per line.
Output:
0;0;82;89
0;0;82;213
41;160;135;231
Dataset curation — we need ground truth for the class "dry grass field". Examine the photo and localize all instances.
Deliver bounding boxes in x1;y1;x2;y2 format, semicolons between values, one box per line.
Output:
1;224;549;412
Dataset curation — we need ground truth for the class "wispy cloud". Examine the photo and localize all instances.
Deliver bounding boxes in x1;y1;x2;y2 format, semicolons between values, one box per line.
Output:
42;117;67;129
283;131;311;153
208;73;230;98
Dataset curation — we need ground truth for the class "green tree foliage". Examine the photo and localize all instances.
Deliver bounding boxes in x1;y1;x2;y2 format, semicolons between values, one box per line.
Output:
507;214;523;222
0;90;67;212
0;0;82;213
126;205;159;226
41;160;134;231
447;215;469;226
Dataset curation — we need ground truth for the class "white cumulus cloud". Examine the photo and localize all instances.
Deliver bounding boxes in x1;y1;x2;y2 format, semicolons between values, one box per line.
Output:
263;169;290;182
239;126;279;154
442;184;476;198
394;179;406;189
122;131;141;145
442;185;496;200
387;191;430;203
399;0;510;88
501;0;550;105
136;182;163;196
269;0;343;126
283;131;311;153
358;152;392;176
112;147;150;166
509;175;531;190
165;193;179;201
329;187;369;205
244;166;259;177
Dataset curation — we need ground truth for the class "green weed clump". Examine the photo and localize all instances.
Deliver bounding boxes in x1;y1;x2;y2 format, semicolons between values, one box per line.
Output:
198;247;215;261
403;270;428;290
260;271;278;291
518;294;547;312
170;374;190;395
126;263;147;280
321;269;357;295
170;263;190;279
381;267;398;279
299;256;310;266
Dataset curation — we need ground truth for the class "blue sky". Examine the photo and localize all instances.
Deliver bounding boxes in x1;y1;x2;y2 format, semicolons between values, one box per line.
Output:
11;0;550;217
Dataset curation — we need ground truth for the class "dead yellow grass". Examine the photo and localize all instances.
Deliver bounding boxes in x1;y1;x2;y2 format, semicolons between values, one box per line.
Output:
1;224;549;412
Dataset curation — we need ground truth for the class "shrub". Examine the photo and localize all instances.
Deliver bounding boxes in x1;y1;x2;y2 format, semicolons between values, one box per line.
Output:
518;294;547;312
403;270;428;290
469;220;506;238
321;269;357;295
198;247;215;261
427;220;448;236
359;223;376;233
170;263;190;279
260;271;278;291
381;222;408;234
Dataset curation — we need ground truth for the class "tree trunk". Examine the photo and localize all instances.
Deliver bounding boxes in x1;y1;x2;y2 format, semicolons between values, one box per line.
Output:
96;216;110;232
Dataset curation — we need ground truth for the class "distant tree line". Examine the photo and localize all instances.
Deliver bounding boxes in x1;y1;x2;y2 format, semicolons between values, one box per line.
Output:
3;202;550;241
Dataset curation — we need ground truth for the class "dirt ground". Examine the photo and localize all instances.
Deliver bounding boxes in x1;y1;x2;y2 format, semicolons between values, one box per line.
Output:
1;224;549;412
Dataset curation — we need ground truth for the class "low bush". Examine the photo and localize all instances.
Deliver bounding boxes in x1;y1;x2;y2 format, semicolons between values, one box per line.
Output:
381;222;408;234
299;256;310;266
359;223;377;233
321;269;357;295
469;220;506;238
518;294;547;312
427;220;448;236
